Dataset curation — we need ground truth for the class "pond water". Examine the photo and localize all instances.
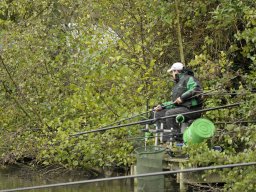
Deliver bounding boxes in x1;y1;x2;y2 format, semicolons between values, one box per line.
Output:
0;165;179;192
0;166;134;192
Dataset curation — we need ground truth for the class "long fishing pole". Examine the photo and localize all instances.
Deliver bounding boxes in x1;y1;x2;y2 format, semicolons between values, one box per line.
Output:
74;87;249;135
215;120;256;125
86;88;253;133
125;120;256;141
190;89;255;99
97;88;241;129
203;92;256;97
1;162;255;192
83;89;218;131
97;91;204;129
71;102;240;136
98;111;150;129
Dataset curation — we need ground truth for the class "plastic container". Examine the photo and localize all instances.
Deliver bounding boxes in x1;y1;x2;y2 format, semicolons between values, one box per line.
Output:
183;118;215;144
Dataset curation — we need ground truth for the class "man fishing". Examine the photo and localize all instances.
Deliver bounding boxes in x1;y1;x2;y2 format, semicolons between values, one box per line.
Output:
154;62;203;142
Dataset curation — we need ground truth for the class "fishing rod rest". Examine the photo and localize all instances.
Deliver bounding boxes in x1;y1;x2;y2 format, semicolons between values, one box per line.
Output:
142;121;186;146
141;128;167;133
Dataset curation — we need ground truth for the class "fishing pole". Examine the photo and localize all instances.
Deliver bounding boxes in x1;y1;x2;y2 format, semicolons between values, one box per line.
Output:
97;111;150;130
73;87;247;135
97;92;203;129
92;89;217;130
1;162;255;191
215;120;256;125
98;87;231;129
64;89;251;139
108;120;256;141
203;92;255;97
190;89;256;99
71;102;240;136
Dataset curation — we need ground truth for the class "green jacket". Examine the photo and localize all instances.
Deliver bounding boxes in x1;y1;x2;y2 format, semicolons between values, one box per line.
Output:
163;70;203;109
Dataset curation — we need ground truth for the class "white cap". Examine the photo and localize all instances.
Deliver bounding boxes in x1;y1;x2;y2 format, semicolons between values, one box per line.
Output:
167;62;184;73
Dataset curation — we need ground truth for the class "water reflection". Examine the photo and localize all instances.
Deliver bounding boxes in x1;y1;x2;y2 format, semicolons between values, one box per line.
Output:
0;166;133;192
0;166;179;192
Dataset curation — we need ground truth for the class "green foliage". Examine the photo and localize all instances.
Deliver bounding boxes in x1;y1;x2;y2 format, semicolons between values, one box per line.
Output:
0;0;256;190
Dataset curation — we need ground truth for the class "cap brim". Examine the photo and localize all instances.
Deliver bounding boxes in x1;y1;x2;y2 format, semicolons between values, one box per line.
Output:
167;68;173;73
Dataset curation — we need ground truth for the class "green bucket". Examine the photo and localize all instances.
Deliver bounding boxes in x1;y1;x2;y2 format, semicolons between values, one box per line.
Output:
183;118;215;144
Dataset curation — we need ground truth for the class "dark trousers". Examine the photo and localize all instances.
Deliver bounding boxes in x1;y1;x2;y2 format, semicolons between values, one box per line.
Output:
155;106;202;142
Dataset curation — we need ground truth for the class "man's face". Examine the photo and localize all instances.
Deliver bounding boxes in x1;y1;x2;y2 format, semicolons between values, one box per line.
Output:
171;70;179;79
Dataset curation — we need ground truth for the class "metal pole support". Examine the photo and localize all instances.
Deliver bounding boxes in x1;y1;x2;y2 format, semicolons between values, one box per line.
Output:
144;124;149;149
160;122;164;143
154;111;159;146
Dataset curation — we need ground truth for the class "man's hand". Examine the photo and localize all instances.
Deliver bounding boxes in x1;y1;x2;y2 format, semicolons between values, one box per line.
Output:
174;97;183;104
154;105;163;111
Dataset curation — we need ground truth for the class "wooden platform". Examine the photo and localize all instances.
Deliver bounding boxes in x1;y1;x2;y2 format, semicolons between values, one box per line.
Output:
131;144;224;191
163;153;223;191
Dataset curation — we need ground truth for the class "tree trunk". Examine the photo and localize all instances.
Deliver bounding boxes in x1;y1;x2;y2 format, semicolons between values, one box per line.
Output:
175;0;185;65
